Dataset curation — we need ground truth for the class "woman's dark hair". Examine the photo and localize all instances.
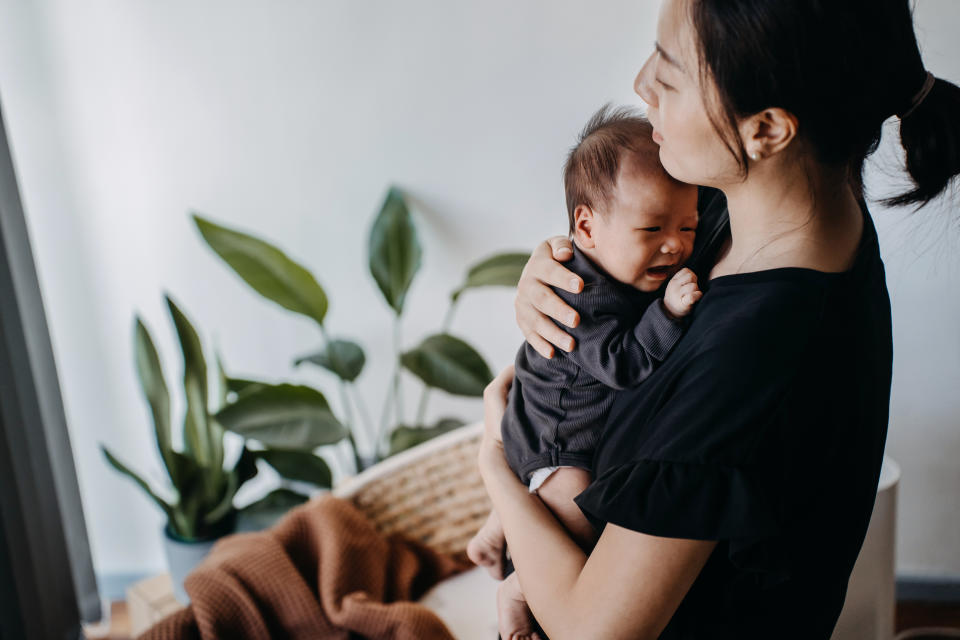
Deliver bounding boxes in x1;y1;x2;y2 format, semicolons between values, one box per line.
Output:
689;0;960;208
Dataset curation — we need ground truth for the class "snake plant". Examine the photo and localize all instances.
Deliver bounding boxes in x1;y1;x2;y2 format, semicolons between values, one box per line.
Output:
101;295;346;541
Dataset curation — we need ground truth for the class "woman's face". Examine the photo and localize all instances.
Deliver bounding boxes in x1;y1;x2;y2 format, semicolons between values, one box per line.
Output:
634;0;741;187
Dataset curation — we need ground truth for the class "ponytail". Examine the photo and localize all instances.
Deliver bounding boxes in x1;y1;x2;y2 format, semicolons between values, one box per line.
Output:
689;0;960;211
887;76;960;208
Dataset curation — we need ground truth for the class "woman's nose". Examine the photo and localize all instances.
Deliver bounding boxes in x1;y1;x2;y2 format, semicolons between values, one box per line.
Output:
635;53;658;108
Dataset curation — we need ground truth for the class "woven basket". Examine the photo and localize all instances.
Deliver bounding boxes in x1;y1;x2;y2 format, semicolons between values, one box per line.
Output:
332;422;491;561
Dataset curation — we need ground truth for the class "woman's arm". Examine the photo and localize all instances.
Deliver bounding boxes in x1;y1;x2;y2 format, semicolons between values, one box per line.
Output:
479;367;717;640
515;236;584;358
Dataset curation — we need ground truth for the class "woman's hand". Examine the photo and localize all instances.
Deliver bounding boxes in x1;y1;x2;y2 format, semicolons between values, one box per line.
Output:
515;237;584;359
478;365;515;473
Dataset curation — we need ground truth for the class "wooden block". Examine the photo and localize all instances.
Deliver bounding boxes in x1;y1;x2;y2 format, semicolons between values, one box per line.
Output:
125;574;184;637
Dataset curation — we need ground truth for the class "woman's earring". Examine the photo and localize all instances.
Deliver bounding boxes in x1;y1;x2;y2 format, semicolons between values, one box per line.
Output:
750;151;760;161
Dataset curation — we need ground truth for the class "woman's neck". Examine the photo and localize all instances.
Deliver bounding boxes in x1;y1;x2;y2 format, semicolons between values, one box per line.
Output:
713;152;863;277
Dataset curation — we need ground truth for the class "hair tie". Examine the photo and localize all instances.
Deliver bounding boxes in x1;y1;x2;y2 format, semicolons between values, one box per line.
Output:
899;71;936;119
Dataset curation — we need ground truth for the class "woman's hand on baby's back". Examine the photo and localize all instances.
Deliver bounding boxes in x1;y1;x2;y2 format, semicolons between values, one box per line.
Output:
663;268;703;320
515;236;584;358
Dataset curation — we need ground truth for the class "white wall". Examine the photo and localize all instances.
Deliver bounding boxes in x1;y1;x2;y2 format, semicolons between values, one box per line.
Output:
0;0;957;585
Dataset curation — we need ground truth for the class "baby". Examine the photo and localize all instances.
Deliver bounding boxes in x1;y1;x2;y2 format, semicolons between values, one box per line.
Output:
466;105;702;640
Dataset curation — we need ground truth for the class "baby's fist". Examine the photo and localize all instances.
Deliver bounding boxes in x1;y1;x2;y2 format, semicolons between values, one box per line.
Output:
663;268;702;319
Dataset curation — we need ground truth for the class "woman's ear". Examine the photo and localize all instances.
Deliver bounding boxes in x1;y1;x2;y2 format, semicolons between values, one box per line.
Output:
573;204;597;248
740;108;799;161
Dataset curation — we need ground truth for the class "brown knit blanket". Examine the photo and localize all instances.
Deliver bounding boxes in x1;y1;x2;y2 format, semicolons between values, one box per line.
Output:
139;494;474;640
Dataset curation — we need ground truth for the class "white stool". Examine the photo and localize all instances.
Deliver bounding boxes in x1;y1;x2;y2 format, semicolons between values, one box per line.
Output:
832;456;901;640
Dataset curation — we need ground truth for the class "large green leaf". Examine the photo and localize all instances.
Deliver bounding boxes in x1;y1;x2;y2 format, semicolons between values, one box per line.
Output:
401;334;493;396
132;316;176;485
101;446;175;524
201;466;239;528
258;449;333;487
294;339;366;382
368;187;421;315
193;214;329;326
165;296;218;470
238;488;309;531
388;418;466;456
451;252;530;302
214;383;348;449
168;450;219;538
166;450;202;498
203;444;263;526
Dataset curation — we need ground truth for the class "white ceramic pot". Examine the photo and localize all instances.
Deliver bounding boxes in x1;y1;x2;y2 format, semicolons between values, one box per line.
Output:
162;524;229;604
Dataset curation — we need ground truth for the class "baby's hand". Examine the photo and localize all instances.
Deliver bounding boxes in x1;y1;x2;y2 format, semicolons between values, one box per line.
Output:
663;268;702;319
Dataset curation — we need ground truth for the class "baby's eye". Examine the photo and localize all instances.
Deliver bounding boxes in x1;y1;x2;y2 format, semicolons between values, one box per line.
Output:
681;227;697;232
638;227;661;232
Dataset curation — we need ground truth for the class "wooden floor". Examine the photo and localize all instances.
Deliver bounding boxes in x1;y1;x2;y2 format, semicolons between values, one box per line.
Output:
896;601;960;633
90;600;960;639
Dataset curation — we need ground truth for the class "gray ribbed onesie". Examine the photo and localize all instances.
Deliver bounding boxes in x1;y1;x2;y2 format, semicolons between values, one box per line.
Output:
501;243;687;485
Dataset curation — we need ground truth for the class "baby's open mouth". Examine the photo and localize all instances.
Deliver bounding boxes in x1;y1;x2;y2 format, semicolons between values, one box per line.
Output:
646;264;676;278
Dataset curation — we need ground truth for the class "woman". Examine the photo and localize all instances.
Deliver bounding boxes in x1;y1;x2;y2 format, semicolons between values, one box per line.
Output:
478;0;960;638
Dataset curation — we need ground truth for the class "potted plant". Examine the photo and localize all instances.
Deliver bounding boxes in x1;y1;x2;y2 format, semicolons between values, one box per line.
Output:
193;185;529;471
101;296;346;602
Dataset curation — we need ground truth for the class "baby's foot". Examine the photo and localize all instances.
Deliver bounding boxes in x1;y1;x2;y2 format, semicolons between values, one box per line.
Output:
467;511;507;580
497;572;544;640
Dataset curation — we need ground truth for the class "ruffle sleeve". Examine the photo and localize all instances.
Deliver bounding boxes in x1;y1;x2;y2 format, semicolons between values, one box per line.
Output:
573;458;794;588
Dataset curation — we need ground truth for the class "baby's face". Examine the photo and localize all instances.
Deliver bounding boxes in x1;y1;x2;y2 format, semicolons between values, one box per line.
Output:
589;161;698;292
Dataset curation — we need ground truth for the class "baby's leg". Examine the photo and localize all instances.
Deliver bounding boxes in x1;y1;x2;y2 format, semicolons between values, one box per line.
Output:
496;571;544;640
534;466;597;552
467;509;507;579
469;467;596;580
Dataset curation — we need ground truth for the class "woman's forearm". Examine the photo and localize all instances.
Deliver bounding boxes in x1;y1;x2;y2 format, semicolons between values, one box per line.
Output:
479;444;588;635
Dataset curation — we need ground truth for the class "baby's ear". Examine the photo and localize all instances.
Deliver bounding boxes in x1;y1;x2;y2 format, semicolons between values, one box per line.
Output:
573;205;597;248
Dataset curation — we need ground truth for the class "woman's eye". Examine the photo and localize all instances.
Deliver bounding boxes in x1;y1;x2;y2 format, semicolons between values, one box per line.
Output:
655;76;673;90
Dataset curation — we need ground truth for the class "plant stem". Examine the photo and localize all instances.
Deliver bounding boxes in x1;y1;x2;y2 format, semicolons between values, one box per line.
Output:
441;302;457;333
345;432;362;474
414;386;430;426
319;325;365;473
339;384;363;474
350;384;376;442
336;381;355;434
375;366;397;459
392;318;403;429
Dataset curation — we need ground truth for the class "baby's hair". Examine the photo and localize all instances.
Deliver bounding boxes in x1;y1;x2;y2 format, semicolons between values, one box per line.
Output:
564;104;675;234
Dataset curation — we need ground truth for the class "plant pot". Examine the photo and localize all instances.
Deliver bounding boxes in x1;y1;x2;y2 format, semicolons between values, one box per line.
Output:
162;518;235;604
357;454;380;473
